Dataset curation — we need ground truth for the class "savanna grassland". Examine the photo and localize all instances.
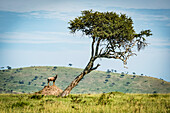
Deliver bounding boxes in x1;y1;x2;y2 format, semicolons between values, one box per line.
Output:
0;92;169;113
0;66;170;94
0;66;170;112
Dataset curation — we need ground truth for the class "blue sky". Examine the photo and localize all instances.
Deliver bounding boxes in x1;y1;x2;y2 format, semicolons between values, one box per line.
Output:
0;0;170;81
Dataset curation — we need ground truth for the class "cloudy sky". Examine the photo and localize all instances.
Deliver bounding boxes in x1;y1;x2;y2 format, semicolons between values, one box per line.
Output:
0;0;170;81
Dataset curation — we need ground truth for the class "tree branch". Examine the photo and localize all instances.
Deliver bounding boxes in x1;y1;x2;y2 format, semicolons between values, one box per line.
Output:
95;38;101;56
91;64;100;71
91;37;95;57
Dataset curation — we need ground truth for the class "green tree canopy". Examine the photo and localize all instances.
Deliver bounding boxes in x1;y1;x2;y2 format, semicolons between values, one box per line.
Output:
68;10;152;66
60;10;152;97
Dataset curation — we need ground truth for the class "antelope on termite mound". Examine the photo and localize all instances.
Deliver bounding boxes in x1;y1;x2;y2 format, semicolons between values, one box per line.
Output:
47;74;58;86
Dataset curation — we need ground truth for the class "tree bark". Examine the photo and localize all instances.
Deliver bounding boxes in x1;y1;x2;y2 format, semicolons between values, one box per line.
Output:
60;37;100;97
60;58;99;97
60;71;87;97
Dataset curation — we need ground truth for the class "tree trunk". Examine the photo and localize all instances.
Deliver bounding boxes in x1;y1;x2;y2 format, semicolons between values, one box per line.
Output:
60;71;88;97
60;59;98;97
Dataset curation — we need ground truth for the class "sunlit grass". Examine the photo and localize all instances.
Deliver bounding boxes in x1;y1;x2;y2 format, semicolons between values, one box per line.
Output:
0;92;169;113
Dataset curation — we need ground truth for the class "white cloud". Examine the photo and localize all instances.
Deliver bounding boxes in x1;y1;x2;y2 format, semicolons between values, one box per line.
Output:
0;0;169;13
1;0;169;22
148;38;170;47
22;11;79;21
134;14;170;21
0;32;89;44
0;0;85;12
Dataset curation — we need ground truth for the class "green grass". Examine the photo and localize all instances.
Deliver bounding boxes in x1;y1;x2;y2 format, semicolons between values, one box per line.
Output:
0;66;170;94
0;93;169;113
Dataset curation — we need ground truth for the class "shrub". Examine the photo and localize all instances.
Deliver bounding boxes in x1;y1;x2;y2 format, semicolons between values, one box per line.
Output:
53;66;57;69
70;95;82;103
19;80;24;84
12;101;29;108
120;74;124;78
106;76;111;78
105;79;108;82
107;75;111;77
126;82;130;85
28;82;31;85
97;92;115;105
52;67;57;71
153;91;157;94
45;99;55;104
149;93;158;98
34;76;38;79
106;69;111;73
41;82;46;86
16;69;20;72
30;95;44;100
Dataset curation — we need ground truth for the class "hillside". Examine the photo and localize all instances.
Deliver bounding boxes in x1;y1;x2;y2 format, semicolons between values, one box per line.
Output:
0;66;169;94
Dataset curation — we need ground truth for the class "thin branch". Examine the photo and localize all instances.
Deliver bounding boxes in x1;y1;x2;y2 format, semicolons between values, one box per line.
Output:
91;64;100;71
95;38;101;56
99;48;104;55
91;37;95;57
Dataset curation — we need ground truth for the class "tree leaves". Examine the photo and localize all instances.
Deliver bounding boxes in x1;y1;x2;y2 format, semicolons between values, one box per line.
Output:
61;10;152;96
68;10;152;66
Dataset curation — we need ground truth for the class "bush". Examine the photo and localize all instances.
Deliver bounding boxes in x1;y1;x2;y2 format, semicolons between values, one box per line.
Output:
149;93;158;98
30;95;44;100
106;75;111;78
12;101;29;108
28;82;31;85
153;91;157;94
97;92;115;105
70;95;82;103
19;80;24;84
34;76;38;79
41;82;46;86
53;66;57;69
126;82;130;85
105;79;108;82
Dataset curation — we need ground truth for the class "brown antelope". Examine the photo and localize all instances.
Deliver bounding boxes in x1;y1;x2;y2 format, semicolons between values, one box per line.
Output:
47;74;58;86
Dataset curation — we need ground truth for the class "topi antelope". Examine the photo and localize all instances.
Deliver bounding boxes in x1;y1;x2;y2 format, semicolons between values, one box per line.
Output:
47;74;58;86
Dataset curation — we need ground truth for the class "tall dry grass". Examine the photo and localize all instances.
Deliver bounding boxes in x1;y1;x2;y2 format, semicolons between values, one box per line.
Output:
0;92;169;113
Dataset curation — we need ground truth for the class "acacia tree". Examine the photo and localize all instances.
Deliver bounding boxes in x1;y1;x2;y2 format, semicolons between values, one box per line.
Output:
60;10;152;97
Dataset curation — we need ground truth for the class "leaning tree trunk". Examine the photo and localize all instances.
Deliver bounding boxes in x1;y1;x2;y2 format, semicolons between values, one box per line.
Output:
60;70;88;97
60;58;99;97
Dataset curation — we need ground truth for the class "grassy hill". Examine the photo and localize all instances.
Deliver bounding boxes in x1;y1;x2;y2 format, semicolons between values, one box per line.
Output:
0;66;169;94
